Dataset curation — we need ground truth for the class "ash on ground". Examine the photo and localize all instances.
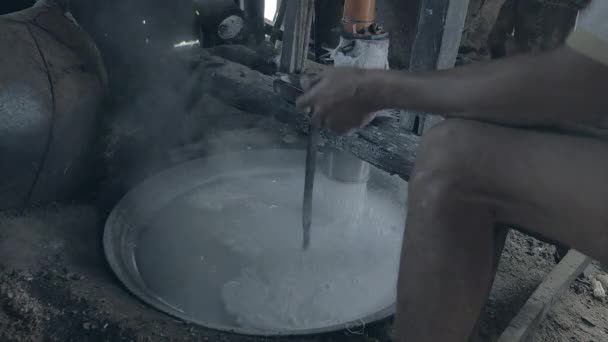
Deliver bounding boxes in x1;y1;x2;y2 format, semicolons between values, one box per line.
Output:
2;205;606;341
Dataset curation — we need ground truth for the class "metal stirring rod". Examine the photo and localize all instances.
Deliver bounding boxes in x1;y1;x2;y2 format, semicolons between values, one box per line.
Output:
302;122;319;250
298;74;322;251
272;74;322;250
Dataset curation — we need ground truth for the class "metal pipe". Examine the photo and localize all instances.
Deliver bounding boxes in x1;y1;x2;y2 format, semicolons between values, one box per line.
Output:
321;149;370;184
342;0;376;33
320;0;381;184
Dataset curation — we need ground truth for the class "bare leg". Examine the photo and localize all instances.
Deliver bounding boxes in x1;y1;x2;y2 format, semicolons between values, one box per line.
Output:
396;119;608;342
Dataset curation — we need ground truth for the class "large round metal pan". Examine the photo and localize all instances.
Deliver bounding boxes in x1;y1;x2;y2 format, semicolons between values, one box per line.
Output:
104;149;406;336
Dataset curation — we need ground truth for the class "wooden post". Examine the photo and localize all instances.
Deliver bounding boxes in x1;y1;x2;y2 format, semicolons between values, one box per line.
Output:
404;0;470;134
409;0;470;71
280;0;315;74
437;0;471;69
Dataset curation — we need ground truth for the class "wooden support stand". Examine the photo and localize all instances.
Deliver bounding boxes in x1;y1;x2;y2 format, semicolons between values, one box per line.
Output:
190;49;419;180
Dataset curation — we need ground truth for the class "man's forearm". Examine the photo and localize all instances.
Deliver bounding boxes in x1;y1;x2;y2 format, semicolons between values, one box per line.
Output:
375;47;608;128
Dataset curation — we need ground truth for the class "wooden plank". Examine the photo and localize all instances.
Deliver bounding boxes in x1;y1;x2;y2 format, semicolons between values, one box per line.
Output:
497;250;591;342
279;0;315;73
188;49;420;180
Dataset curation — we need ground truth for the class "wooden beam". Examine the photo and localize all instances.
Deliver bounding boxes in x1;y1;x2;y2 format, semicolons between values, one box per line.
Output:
497;250;591;342
280;0;315;73
190;49;419;180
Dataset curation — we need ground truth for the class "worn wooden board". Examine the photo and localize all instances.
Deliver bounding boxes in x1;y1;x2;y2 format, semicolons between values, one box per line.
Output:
186;49;420;180
497;250;591;342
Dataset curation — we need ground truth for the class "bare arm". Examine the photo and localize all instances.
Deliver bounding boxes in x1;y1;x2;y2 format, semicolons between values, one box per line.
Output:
297;47;608;133
378;46;608;127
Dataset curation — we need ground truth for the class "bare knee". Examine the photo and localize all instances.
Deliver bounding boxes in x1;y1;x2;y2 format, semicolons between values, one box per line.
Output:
410;119;486;198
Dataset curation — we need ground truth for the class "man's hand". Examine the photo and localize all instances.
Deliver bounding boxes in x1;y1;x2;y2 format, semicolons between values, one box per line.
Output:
296;68;384;135
297;47;608;133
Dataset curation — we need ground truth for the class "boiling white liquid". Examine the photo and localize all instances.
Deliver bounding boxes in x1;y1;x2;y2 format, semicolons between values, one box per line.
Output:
135;169;406;333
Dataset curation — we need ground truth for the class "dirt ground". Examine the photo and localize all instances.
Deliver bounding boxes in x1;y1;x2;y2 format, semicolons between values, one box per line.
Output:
532;262;608;341
1;202;605;342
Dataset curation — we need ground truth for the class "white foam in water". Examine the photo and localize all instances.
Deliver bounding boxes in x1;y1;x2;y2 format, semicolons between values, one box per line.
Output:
313;174;369;225
220;224;400;330
134;167;406;333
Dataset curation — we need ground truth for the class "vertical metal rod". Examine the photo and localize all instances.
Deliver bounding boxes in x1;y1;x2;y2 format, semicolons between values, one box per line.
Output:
302;124;319;250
